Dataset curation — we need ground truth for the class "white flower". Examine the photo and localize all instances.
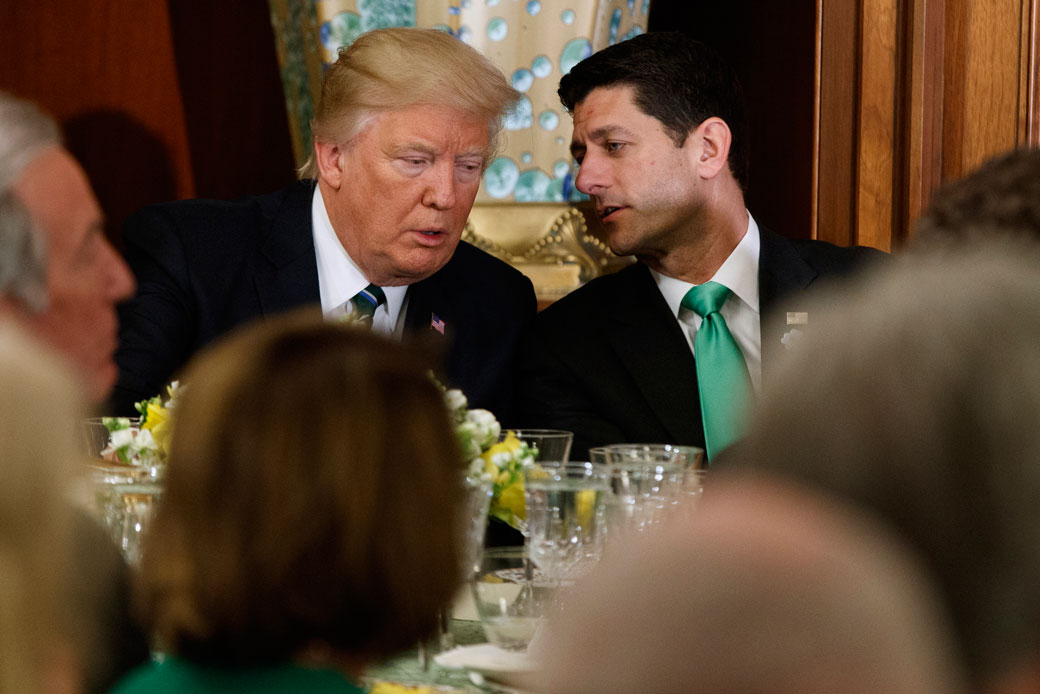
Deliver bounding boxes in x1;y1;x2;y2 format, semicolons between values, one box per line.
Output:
108;428;137;450
444;388;468;414
135;428;158;450
456;421;483;461
466;409;501;450
781;328;805;351
468;457;489;479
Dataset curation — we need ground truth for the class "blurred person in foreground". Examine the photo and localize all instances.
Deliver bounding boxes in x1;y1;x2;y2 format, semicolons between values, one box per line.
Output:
0;91;135;404
540;474;964;694
0;92;149;694
113;312;465;693
514;33;882;462
729;240;1040;693
0;325;86;694
115;27;536;418
914;147;1040;246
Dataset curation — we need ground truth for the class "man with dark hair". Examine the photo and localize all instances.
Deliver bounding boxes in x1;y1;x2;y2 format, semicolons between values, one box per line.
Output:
516;33;882;461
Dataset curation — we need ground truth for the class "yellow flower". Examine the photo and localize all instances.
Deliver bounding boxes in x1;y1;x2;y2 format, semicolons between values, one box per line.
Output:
142;401;173;458
480;431;521;466
497;480;526;522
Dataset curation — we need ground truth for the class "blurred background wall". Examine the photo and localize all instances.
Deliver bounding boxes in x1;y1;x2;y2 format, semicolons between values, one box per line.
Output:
1;0;1035;253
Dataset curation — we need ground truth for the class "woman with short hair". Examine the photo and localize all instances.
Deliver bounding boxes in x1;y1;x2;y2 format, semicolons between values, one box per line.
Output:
113;311;465;693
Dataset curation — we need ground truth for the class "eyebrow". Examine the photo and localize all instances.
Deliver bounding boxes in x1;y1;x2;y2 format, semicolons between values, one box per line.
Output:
72;219;105;260
393;143;488;161
570;124;638;157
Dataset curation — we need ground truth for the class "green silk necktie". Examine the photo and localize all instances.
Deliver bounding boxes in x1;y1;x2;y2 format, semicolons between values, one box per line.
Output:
350;284;386;326
681;281;752;460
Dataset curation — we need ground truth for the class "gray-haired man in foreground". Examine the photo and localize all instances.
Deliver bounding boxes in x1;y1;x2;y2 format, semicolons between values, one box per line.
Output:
0;91;135;403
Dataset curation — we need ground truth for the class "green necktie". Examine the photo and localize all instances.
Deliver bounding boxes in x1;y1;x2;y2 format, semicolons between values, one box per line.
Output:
350;284;386;326
681;281;751;460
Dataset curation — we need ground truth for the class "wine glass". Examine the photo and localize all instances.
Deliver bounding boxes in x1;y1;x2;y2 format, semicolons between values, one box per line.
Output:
498;429;573;537
501;429;574;463
591;443;705;495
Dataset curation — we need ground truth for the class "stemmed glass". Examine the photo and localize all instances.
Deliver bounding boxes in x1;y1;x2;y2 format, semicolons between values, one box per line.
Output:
81;418;163;566
499;429;573;537
591;443;706;538
419;474;493;668
523;461;610;586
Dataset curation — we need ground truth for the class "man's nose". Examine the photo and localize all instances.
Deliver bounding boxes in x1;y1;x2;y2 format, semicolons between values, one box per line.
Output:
574;156;607;195
102;240;136;301
422;162;457;210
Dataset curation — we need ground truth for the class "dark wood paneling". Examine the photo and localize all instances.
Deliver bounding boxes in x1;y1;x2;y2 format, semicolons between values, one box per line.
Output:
167;0;296;201
0;0;296;241
0;0;194;240
814;0;859;246
649;1;817;240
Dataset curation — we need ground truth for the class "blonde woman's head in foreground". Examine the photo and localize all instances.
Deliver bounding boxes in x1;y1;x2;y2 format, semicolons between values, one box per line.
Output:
542;474;965;694
0;324;84;694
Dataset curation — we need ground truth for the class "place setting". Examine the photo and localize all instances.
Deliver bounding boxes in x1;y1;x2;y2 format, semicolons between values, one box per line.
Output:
425;427;707;693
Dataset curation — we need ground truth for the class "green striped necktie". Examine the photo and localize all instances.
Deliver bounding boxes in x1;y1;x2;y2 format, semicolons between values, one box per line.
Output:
351;284;386;326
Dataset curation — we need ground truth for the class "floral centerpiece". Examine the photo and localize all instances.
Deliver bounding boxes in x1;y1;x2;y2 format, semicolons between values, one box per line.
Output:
445;387;535;530
100;381;181;467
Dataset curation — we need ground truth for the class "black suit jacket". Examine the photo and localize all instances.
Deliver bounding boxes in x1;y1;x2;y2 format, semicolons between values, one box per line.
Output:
514;227;885;459
114;180;537;416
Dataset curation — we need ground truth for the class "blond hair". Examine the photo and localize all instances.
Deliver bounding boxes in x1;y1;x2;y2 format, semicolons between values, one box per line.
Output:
0;325;82;693
299;27;519;178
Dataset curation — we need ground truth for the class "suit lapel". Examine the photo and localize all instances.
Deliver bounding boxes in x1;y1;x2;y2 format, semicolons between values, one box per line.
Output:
758;227;817;384
254;181;322;314
608;265;704;444
403;261;454;342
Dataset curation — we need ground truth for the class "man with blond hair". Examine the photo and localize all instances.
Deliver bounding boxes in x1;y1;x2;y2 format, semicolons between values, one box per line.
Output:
115;28;536;415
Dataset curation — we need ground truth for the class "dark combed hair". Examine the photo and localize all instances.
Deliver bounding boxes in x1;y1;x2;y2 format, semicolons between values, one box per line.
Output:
558;32;750;191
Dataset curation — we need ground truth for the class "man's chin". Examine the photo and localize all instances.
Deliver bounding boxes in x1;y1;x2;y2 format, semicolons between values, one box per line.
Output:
383;249;456;285
83;360;118;405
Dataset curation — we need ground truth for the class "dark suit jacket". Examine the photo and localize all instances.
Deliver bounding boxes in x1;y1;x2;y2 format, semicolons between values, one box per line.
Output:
114;180;537;417
514;227;885;459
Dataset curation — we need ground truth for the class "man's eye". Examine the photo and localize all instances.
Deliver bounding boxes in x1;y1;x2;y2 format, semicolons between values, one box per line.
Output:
606;142;625;153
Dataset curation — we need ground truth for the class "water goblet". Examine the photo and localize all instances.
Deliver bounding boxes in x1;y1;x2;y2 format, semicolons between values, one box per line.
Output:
592;443;705;497
471;548;553;652
523;461;610;586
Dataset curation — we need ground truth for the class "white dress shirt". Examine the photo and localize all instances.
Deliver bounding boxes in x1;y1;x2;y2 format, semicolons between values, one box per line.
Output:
311;186;407;337
651;213;762;393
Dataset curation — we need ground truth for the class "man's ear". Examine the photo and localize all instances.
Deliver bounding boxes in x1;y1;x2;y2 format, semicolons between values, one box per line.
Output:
692;117;732;181
314;141;345;190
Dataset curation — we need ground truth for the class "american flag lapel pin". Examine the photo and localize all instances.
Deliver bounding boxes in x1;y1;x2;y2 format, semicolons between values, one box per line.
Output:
782;312;808;350
430;313;446;335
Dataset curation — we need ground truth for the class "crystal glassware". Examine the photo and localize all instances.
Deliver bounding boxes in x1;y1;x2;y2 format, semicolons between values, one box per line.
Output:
523;461;610;585
471;548;553;652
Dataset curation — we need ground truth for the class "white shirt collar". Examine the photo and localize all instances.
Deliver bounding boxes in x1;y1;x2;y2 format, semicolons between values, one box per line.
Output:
651;212;761;317
311;186;407;332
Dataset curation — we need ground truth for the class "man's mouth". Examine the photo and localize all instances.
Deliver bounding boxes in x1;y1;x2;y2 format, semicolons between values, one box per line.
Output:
412;228;450;246
599;206;623;221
